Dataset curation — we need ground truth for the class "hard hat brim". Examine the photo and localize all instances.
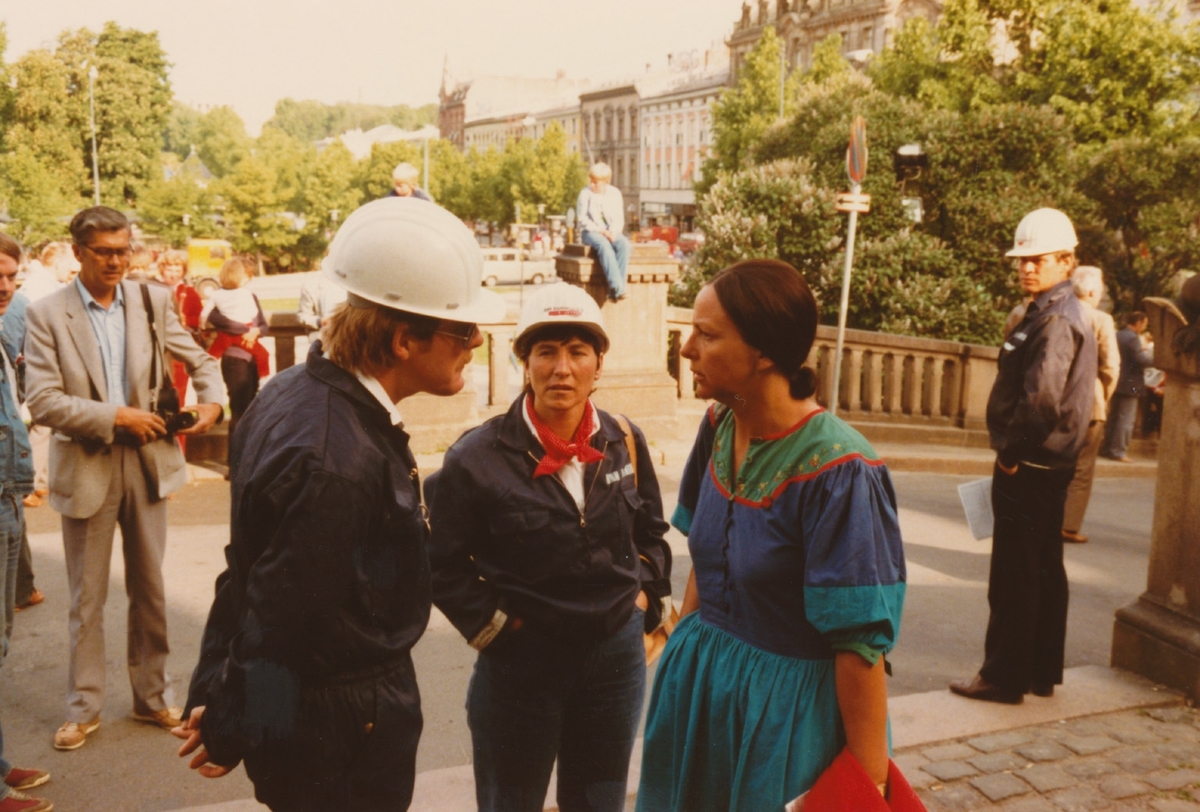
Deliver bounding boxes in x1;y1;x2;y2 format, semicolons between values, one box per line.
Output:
336;281;508;324
514;321;610;358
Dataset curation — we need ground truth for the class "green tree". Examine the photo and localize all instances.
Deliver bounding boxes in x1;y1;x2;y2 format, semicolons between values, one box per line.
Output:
163;101;203;160
268;98;437;143
803;33;849;85
137;170;221;246
354;140;422;201
0;24;14;153
0;146;75;244
294;140;363;265
5;49;87;199
700;26;802;190
194;105;251;178
216;153;298;268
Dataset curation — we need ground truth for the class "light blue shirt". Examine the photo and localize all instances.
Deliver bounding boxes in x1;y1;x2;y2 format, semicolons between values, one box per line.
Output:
75;277;128;407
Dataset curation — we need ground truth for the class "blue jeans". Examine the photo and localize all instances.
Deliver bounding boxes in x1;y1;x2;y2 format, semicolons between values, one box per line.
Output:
1103;394;1138;458
467;608;647;812
0;494;25;799
581;231;631;300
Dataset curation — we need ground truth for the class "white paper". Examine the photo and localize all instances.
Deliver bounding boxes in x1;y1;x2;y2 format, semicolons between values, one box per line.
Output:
957;477;994;541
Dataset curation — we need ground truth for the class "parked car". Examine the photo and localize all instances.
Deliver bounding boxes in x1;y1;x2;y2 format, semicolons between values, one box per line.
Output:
480;247;555;287
677;232;706;255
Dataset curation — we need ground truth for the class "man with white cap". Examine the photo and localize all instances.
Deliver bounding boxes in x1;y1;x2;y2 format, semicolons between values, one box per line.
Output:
175;198;505;809
950;208;1097;705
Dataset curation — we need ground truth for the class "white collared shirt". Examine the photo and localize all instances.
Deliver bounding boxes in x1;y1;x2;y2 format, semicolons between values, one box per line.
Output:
356;373;404;426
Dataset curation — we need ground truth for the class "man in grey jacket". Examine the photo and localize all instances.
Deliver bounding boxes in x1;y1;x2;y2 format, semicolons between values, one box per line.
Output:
25;206;224;751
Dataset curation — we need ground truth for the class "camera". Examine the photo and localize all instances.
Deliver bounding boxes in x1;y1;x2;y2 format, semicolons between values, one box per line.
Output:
154;383;196;435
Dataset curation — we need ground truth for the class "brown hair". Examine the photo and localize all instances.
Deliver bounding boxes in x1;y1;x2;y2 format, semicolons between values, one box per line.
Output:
1124;311;1148;328
219;256;254;289
0;233;21;265
323;301;439;374
709;259;818;399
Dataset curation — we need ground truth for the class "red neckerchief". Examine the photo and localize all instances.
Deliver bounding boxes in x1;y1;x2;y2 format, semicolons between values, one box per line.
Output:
526;396;605;478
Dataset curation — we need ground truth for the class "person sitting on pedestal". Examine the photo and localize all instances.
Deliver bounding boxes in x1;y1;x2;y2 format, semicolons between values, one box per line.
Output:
577;162;631;303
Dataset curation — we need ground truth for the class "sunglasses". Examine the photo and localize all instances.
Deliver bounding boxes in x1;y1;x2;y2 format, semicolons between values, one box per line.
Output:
435;322;480;348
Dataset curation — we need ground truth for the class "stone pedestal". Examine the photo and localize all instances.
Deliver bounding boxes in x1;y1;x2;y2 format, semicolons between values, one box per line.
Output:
1111;297;1200;700
555;243;680;436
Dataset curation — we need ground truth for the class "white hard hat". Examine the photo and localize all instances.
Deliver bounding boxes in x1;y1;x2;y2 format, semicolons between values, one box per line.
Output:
1006;208;1078;257
325;198;505;323
513;284;609;357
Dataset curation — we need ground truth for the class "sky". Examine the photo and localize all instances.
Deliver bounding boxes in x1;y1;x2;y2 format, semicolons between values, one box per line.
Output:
2;0;740;135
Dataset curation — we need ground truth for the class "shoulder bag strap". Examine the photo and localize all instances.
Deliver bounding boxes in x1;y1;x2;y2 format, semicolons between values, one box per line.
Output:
613;413;637;488
139;283;163;410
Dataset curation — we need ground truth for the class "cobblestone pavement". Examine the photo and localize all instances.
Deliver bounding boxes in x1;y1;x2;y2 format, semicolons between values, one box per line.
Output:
899;705;1200;811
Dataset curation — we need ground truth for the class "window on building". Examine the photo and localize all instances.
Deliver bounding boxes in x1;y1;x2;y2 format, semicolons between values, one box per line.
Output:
629;107;637;138
617;157;623;187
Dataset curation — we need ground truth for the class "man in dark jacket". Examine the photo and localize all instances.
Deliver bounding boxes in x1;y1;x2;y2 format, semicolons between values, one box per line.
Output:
1102;311;1153;462
950;208;1097;705
174;199;504;810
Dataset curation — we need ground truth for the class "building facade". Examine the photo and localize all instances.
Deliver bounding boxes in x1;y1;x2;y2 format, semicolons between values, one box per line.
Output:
728;0;942;79
638;72;727;229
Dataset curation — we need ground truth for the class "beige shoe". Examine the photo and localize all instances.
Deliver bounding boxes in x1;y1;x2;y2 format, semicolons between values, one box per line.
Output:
132;706;183;731
53;719;100;751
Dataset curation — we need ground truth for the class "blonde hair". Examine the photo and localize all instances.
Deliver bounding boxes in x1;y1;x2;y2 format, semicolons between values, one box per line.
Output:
40;241;71;266
323;301;439;374
589;162;612;182
162;249;187;269
219;256;253;289
392;162;420;184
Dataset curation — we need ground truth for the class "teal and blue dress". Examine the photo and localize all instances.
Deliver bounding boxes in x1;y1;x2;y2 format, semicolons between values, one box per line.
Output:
637;405;906;812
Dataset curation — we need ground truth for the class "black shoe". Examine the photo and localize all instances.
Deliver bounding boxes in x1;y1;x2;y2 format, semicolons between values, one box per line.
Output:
1031;682;1055;697
949;674;1024;704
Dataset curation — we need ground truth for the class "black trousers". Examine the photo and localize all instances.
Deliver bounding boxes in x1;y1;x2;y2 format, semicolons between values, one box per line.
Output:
221;355;259;439
980;462;1074;694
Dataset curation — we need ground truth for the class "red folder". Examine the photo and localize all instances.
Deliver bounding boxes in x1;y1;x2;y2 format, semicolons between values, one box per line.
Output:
799;747;926;811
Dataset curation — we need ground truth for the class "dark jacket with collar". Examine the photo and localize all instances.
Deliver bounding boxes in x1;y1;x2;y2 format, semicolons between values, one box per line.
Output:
1114;326;1154;397
185;342;430;783
428;395;671;645
987;279;1097;469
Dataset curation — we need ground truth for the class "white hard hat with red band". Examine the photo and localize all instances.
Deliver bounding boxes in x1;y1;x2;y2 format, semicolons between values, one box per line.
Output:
513;284;609;357
1006;208;1078;258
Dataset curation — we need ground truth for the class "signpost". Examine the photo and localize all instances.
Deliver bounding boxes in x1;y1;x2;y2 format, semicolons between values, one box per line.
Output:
830;116;870;416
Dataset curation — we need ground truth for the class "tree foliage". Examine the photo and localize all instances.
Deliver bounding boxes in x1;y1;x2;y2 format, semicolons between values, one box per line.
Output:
267;98;438;143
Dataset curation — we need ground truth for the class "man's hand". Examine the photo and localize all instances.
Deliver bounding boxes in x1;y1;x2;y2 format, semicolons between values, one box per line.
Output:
242;326;261;349
635;591;649;611
172;706;236;778
178;403;223;436
115;406;167;445
602;229;616;243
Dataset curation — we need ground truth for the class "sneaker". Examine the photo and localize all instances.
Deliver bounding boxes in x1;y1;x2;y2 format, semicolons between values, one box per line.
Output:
0;789;53;811
52;719;99;751
14;589;44;612
132;706;183;731
2;769;48;791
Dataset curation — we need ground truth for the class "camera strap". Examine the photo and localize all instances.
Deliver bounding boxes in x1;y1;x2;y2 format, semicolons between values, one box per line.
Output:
139;283;166;412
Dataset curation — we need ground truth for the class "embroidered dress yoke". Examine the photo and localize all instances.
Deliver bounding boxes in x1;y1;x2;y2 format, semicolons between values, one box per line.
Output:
637;404;906;812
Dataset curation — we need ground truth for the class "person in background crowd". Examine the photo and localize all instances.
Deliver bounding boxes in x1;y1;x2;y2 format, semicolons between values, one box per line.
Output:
24;206;225;752
1102;311;1154;463
17;243;73;304
637;260;905;812
1061;266;1118;544
124;243;155;283
159;250;203;454
296;264;348;343
176;198;505;811
429;284;671;812
576;162;631;302
202;257;268;437
387;162;432;201
0;233;53;812
0;286;43;614
951;208;1096;705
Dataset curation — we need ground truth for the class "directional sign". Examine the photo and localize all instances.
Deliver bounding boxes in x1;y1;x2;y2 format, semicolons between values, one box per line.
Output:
846;115;868;185
835;192;871;213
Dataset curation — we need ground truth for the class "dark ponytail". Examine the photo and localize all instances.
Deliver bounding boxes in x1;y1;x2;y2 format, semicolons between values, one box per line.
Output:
709;259;819;401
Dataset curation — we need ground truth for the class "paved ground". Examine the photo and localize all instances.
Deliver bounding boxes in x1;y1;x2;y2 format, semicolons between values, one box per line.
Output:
0;422;1172;811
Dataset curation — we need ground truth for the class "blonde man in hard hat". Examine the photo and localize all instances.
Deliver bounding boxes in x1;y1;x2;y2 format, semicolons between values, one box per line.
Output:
174;199;504;810
388;161;431;202
951;208;1097;705
427;283;670;812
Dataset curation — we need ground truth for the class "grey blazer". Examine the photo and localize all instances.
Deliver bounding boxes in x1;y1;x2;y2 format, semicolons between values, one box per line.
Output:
24;280;224;518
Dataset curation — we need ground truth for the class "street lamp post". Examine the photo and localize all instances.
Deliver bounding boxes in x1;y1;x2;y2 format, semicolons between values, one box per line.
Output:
88;65;100;205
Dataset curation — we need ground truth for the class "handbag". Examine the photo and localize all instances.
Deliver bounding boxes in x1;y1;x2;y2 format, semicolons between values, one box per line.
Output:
787;746;926;812
613;414;679;666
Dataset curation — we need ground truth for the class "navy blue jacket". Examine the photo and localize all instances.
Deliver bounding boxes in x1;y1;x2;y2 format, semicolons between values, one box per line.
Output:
186;343;430;772
1114;326;1154;397
987;280;1097;469
428;396;671;644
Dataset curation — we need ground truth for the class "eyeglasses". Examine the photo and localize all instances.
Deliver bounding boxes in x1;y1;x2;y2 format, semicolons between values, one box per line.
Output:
435;322;480;348
79;244;131;260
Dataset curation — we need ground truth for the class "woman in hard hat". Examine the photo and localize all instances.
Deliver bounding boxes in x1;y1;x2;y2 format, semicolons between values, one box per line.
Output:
428;283;671;812
636;260;907;812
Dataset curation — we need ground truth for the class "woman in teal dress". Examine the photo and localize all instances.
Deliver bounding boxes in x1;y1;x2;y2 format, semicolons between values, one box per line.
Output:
637;260;906;811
